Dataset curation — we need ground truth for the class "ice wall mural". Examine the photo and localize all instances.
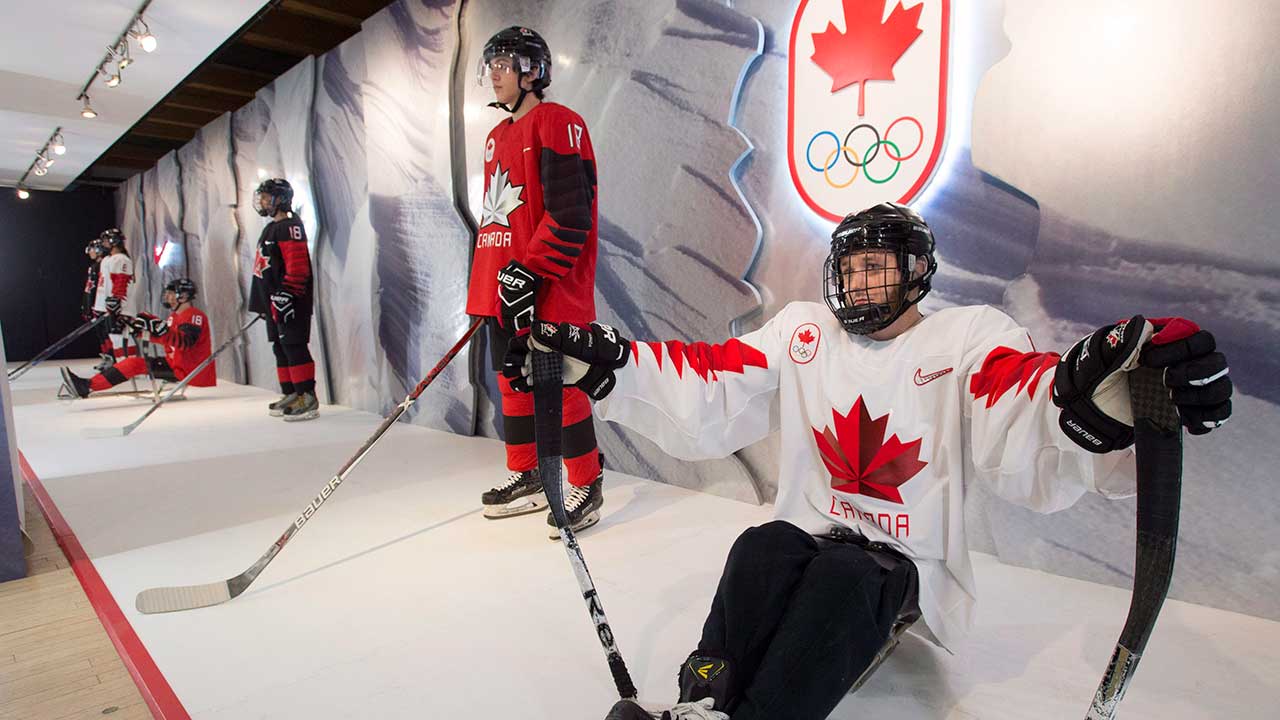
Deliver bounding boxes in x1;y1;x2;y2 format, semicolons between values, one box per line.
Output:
111;0;1279;621
178;114;248;383
312;34;387;413
141;152;187;313
231;58;332;402
458;0;767;501
359;0;476;434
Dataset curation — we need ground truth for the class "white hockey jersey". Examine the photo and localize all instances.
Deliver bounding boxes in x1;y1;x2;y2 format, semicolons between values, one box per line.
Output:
94;253;136;315
596;301;1137;650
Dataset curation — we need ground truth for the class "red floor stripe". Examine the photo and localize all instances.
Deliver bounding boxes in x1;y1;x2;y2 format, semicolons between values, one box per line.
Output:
19;450;191;720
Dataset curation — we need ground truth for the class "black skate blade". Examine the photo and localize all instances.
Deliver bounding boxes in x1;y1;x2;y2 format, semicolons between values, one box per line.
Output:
482;494;548;519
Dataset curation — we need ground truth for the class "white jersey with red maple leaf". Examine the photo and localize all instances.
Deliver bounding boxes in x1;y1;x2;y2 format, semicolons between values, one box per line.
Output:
93;252;136;315
596;301;1137;649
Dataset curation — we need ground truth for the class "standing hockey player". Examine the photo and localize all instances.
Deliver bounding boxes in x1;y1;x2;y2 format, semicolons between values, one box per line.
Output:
94;228;137;364
470;26;605;536
250;178;319;422
82;238;115;370
506;203;1233;720
62;278;215;398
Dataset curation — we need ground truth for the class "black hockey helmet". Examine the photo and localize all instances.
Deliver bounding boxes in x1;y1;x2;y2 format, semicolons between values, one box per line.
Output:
254;178;293;217
479;26;552;112
165;277;197;303
100;228;126;251
85;238;106;257
823;202;937;335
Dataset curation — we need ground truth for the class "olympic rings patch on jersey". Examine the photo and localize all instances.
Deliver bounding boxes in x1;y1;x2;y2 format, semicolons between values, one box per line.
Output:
789;323;822;365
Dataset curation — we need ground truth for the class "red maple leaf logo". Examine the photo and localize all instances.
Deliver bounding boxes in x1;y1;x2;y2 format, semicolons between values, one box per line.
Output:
798;329;816;344
812;397;927;504
252;250;270;278
810;0;924;117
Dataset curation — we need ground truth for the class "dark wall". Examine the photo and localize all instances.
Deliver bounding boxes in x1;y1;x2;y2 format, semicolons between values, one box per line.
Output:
0;187;117;362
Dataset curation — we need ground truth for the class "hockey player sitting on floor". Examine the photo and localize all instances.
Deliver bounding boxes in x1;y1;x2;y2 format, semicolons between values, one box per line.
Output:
61;278;216;399
503;202;1233;720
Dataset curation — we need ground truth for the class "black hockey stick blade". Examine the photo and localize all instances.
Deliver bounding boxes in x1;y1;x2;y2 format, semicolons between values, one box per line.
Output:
1086;366;1183;719
531;348;638;700
136;319;481;614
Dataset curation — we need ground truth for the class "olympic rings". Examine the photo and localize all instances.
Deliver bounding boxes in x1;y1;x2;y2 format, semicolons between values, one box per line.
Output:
804;116;923;189
823;145;860;189
806;131;841;172
862;140;901;184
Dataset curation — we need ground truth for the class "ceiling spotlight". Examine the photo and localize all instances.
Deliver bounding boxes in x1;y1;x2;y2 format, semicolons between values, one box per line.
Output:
114;41;133;69
17;187;30;200
33;165;47;177
100;65;122;88
81;96;97;118
52;133;66;155
131;19;157;53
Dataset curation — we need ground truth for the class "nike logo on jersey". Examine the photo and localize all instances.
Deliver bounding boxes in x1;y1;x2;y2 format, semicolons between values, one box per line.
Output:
913;367;953;386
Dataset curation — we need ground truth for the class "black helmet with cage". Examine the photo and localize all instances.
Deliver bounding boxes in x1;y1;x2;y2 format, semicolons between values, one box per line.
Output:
254;178;293;218
822;202;937;335
478;26;552;113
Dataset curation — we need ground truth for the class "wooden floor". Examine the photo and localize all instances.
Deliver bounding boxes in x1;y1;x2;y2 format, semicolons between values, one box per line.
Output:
0;489;150;720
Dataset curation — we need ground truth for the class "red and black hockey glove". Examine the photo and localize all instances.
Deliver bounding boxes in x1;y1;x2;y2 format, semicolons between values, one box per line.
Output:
270;290;297;325
503;321;631;400
496;260;541;334
1138;318;1232;435
1052;315;1151;452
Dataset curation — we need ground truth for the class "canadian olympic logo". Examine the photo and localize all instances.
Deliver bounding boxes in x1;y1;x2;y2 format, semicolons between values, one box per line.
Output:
788;0;950;221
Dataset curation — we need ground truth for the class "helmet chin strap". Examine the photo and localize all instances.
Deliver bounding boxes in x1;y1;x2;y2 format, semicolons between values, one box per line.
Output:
487;84;531;114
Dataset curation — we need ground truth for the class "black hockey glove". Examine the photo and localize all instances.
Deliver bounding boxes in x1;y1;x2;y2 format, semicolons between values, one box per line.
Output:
1139;317;1232;435
1052;315;1152;452
496;260;541;334
175;323;201;350
124;313;150;334
502;321;631;400
104;296;122;314
270;290;296;325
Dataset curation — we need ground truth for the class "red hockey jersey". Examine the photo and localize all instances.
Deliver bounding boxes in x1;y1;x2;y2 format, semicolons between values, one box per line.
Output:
466;102;599;325
163;306;216;387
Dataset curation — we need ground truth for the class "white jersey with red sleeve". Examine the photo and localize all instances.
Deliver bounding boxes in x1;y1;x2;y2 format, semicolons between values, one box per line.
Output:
93;253;136;314
595;301;1137;649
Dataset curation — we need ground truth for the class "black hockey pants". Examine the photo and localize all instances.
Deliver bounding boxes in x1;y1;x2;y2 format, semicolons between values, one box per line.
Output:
694;520;919;720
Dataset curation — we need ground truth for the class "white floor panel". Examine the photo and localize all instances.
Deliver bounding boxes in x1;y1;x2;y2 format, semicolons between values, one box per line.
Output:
11;363;1279;719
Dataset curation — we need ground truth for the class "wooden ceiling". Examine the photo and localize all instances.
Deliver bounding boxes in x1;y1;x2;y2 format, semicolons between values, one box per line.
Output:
77;0;393;188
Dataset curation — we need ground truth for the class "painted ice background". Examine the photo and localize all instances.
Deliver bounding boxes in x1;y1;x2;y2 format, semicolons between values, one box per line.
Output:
111;0;1279;621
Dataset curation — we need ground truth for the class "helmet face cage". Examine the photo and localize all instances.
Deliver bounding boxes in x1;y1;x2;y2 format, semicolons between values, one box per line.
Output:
100;228;125;250
254;179;293;217
823;218;937;335
164;278;196;305
85;240;105;257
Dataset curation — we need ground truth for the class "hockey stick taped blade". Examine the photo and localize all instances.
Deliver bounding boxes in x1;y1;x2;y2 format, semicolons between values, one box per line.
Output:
136;582;233;614
82;426;126;439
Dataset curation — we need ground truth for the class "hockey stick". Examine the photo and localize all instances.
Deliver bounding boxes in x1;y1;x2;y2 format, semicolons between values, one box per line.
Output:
531;348;638;700
8;314;111;382
83;315;263;439
1085;366;1183;719
134;318;482;614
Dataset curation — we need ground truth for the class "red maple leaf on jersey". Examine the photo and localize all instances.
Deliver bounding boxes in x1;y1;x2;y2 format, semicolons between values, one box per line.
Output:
252;250;270;278
798;329;816;344
810;0;924;117
812;397;927;504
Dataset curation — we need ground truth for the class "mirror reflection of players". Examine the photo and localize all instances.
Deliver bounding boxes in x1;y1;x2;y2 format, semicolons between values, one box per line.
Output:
471;26;606;536
505;203;1232;720
251;178;319;422
61;279;216;399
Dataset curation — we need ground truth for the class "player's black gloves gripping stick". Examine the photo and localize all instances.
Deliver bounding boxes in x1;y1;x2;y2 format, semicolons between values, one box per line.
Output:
504;320;631;400
1054;315;1231;452
497;259;541;334
1139;317;1232;435
270;290;297;325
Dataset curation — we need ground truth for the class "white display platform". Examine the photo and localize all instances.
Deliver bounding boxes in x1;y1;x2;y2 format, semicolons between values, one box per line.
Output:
10;362;1279;719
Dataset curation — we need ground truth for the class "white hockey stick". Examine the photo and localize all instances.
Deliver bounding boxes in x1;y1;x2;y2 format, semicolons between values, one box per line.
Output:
82;315;261;439
134;318;481;614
